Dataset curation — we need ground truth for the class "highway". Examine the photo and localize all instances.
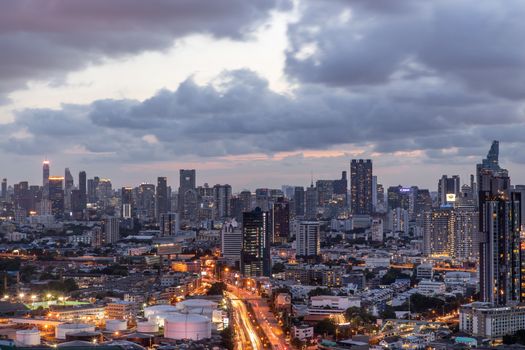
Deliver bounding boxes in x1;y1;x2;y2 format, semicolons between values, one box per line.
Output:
229;285;289;350
225;290;264;350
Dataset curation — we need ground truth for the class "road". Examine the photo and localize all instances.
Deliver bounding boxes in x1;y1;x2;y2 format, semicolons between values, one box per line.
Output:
229;285;289;350
225;290;264;350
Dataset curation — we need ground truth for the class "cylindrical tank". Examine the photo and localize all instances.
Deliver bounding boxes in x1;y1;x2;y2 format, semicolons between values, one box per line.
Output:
105;319;127;331
16;329;40;346
137;321;159;333
176;299;217;311
163;314;211;340
147;312;182;327
55;323;95;340
143;305;178;319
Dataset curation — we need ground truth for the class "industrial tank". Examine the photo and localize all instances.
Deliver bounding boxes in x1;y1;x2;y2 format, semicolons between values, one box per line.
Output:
15;329;40;346
105;319;128;331
136;321;158;333
55;323;96;340
163;314;211;340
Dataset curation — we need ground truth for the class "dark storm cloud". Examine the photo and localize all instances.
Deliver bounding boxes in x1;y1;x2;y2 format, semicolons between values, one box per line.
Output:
0;0;290;101
286;0;525;100
2;69;523;162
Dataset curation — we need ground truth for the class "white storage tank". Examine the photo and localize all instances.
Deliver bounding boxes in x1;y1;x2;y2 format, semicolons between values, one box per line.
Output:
143;305;178;319
16;329;40;346
55;323;96;340
137;321;159;333
164;314;211;340
105;319;127;332
176;299;217;311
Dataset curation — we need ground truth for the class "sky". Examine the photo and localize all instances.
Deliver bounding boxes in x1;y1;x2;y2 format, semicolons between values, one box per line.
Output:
1;0;525;191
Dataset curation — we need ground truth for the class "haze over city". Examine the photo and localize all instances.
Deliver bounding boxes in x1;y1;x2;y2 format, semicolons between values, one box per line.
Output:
2;1;525;189
2;2;525;350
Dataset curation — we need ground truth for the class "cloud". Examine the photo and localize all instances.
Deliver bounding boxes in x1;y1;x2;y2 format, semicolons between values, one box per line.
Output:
0;0;290;101
1;69;523;167
285;0;525;100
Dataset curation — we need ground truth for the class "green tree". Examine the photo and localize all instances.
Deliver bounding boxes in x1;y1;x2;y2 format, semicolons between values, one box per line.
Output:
272;262;285;274
308;287;332;297
221;326;234;350
314;318;337;336
207;282;227;296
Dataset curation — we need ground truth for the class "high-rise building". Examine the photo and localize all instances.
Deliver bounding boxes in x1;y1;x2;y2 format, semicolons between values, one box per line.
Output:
387;185;411;211
1;178;7;201
350;159;373;215
423;207;453;256
305;183;318;220
121;187;133;219
136;183;155;221
296;221;320;257
316;180;334;206
78;171;87;210
376;183;385;212
293;186;305;217
221;220;242;267
103;217;120;244
48;176;64;218
272;197;290;244
239;190;252;214
64;168;74;212
451;205;479;261
477;141;522;305
241;208;271;277
178;169;197;221
42;160;50;199
438;175;460;205
156;177;168;220
370;218;384;242
213;184;232;219
388;207;409;233
160;212;179;237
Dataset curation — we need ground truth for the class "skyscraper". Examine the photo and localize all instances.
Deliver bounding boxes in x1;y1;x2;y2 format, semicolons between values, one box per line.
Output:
79;171;87;209
438;175;460;205
293;186;305;217
350;159;373;215
477;141;522;305
160;212;179;237
156;177;168;221
178;169;197;221
213;184;232;219
48;176;64;218
64;168;74;212
296;221;320;257
42;160;50;199
305;182;318;220
272;197;290;243
241;207;271;277
1;178;7;201
103;216;120;244
121;187;133;219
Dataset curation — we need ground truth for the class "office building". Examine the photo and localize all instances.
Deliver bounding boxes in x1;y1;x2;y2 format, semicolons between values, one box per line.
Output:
423;207;453;256
451;205;479;261
239;190;252;214
42;160;50;199
156;177;168;220
136;183;155;221
1;178;7;201
241;208;271;277
388;207;409;233
160;212;179;237
477;141;522;305
296;221;320;257
350;159;373;215
103;216;120;244
48;176;64;218
121;187;133;219
387;185;411;211
221;220;242;266
305;183;318;220
213;184;232;219
438;175;460;205
316;180;334;206
178;169;197;221
78;171;87;210
272;197;290;243
294;186;305;217
370;218;384;242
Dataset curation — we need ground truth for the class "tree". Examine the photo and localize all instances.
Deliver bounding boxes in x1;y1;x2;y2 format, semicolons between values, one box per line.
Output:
314;318;337;336
207;282;227;296
379;305;396;319
272;262;285;274
344;307;376;330
380;269;410;285
503;329;525;345
221;326;234;350
308;287;332;297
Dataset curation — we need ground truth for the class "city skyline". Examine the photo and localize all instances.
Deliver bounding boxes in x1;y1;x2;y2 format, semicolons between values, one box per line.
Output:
2;1;525;188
